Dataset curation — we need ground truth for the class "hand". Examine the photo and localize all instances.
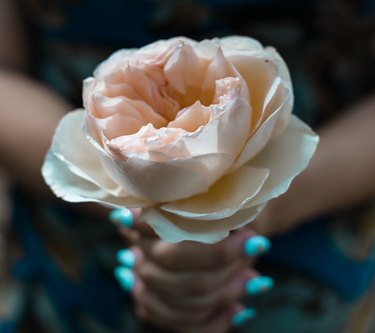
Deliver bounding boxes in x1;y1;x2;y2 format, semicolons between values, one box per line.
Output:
111;208;273;333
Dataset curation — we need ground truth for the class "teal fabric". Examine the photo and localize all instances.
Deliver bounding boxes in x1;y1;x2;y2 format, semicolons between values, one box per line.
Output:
262;219;375;300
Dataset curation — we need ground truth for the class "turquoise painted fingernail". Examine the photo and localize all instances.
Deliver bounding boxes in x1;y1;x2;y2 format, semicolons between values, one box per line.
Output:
244;236;271;256
109;208;133;228
117;249;136;269
232;308;257;327
245;276;274;295
114;267;135;292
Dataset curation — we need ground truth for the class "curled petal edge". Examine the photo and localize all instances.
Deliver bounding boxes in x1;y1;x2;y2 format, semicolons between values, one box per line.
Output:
161;166;269;220
141;204;266;244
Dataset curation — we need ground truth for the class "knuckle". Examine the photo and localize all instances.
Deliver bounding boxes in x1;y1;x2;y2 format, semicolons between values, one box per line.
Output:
135;304;151;322
213;242;232;266
155;251;171;267
153;243;178;268
133;283;147;303
188;274;213;294
137;262;153;281
202;329;219;333
218;289;234;304
207;324;230;333
137;304;161;325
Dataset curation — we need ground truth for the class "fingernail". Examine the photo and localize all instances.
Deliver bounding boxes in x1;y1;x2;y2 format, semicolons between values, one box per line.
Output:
245;276;274;295
117;249;136;269
114;267;135;292
244;236;271;256
232;308;257;327
109;208;133;228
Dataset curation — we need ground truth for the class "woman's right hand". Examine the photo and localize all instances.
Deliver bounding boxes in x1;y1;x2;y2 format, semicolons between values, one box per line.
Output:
111;208;273;333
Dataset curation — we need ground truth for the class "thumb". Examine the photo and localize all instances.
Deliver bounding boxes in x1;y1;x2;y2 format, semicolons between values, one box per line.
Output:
110;207;157;239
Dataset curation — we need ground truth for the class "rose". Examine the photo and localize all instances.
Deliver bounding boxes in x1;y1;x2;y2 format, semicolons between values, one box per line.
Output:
42;36;318;243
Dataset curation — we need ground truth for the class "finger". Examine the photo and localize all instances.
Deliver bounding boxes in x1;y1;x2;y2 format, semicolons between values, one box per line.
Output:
116;249;274;310
114;266;258;332
109;207;139;228
114;266;216;324
132;276;218;325
118;227;139;245
137;301;257;333
230;306;257;331
109;207;156;242
162;269;256;309
130;247;250;295
171;272;274;310
138;230;271;271
176;304;252;333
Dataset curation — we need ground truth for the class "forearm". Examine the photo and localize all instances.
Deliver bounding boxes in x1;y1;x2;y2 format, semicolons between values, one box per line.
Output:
255;96;375;236
0;0;71;194
0;70;70;194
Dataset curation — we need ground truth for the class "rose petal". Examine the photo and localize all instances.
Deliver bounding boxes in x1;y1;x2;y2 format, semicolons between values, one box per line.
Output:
167;101;210;132
225;47;291;134
246;115;319;207
83;77;95;111
42;151;111;202
119;65;172;117
219;36;263;53
106;96;163;123
90;94;168;137
161;165;269;220
232;78;293;170
98;152;234;202
137;37;196;64
201;45;241;105
141;204;266;244
42;110;151;207
42;151;147;208
48;110;117;191
94;49;136;77
94;114;145;140
105;77;251;164
165;77;251;158
109;124;187;160
164;42;205;96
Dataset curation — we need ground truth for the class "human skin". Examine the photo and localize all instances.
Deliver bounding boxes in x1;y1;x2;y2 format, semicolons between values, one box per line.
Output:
1;1;375;332
0;0;69;194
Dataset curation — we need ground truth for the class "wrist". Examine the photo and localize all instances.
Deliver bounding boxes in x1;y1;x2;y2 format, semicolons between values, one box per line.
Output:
250;193;301;238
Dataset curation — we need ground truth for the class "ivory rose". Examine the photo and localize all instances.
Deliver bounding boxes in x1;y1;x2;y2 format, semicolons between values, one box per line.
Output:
42;36;318;243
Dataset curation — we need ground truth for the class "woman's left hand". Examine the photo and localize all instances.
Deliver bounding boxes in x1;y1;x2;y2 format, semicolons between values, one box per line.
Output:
111;208;273;333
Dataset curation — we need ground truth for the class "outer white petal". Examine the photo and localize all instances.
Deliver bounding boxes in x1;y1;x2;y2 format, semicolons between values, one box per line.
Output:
246;115;319;207
49;110;118;191
264;47;294;139
232;78;293;170
161;166;269;220
43;151;110;203
141;204;266;244
42;152;146;208
42;110;151;207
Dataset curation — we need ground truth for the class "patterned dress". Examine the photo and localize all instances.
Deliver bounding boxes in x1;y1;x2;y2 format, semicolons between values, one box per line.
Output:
1;0;375;332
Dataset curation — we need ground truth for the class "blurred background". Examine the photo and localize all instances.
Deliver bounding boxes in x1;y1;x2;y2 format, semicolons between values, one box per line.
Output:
0;0;374;332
